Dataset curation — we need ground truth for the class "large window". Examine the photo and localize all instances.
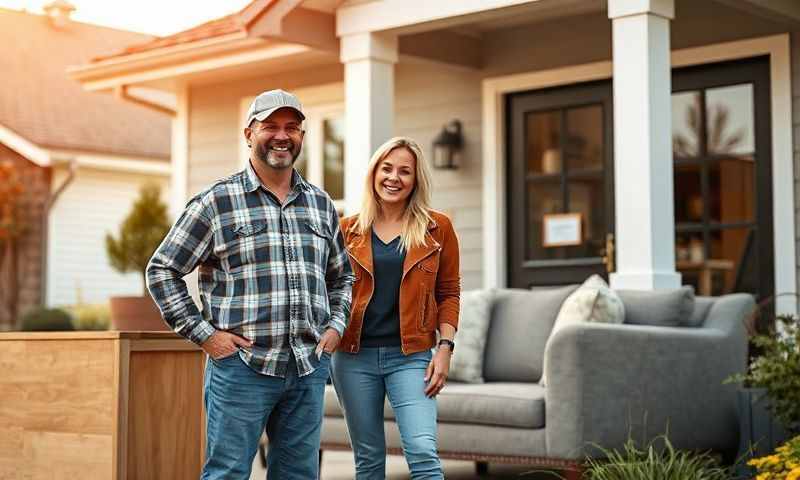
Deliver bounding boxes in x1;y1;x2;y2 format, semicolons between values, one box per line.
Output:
296;104;345;211
671;57;771;299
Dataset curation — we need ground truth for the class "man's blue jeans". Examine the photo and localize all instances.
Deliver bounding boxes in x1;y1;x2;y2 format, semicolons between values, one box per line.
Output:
331;347;443;480
201;351;330;480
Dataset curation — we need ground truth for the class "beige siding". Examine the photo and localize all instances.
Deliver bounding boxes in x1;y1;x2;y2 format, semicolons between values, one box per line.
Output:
188;64;344;196
47;167;170;307
792;32;800;295
395;60;484;290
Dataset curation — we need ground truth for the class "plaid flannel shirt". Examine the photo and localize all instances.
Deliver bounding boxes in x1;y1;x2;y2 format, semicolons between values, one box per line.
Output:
146;164;354;377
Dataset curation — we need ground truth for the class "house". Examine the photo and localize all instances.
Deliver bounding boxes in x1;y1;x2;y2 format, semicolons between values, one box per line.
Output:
0;2;171;328
71;0;800;314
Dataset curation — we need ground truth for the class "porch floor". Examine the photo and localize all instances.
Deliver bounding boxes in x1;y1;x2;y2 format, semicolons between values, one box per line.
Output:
250;449;560;479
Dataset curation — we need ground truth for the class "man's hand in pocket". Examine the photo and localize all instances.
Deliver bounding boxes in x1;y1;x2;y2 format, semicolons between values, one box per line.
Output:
202;331;253;360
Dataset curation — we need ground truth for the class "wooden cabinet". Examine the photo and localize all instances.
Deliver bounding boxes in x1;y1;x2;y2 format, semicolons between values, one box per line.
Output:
0;332;205;480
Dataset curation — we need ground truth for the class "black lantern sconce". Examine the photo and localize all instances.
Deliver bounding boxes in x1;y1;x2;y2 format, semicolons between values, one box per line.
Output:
432;120;464;170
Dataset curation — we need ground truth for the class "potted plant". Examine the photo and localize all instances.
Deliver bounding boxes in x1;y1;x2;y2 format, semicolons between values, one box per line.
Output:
726;295;800;474
105;183;171;331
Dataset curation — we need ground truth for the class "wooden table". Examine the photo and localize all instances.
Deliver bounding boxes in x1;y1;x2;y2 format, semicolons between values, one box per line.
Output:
676;259;735;295
0;331;205;480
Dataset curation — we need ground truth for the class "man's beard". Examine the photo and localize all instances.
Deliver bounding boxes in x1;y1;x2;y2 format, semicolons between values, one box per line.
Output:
254;142;301;169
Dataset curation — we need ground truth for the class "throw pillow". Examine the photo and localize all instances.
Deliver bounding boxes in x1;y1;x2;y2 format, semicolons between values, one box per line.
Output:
617;286;695;327
448;289;494;383
540;274;624;386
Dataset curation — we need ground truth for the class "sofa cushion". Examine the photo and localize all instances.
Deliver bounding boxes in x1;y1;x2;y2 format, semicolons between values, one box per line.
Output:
541;275;625;386
685;296;714;328
436;382;546;429
483;285;577;383
448;289;495;383
617;286;695;327
324;382;545;429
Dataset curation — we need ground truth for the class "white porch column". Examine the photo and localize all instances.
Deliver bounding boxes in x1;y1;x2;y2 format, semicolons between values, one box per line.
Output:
170;84;189;220
608;0;680;290
340;32;397;215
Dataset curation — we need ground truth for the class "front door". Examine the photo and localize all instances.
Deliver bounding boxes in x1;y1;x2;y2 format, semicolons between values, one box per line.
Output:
507;81;614;288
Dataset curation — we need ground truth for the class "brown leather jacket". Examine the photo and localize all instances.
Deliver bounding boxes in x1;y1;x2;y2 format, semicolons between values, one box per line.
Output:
337;210;461;354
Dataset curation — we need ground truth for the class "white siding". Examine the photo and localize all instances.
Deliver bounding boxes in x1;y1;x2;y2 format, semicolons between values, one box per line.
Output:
395;59;483;289
47;167;170;307
188;64;344;196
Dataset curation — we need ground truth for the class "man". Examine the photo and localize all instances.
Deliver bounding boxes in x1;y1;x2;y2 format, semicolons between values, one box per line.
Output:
146;89;354;480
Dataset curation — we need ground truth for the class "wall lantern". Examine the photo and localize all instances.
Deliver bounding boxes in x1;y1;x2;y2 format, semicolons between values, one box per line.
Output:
432;120;464;170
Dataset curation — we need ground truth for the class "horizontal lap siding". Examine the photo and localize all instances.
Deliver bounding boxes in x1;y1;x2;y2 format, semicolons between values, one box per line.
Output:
395;61;484;290
188;65;344;196
47;168;169;307
792;32;800;295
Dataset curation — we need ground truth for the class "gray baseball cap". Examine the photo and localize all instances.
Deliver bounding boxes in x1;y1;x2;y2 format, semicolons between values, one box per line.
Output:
245;89;305;127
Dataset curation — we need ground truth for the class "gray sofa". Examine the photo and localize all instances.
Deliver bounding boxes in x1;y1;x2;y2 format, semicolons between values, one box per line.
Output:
319;285;754;469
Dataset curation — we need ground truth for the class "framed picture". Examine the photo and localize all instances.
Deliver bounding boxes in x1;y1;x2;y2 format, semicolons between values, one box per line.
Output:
542;213;582;247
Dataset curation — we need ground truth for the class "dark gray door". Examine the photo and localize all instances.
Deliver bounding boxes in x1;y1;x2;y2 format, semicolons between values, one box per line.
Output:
507;80;614;288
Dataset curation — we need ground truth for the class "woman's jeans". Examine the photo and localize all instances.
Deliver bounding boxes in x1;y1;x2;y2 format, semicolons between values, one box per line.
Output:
331;347;443;480
201;351;330;480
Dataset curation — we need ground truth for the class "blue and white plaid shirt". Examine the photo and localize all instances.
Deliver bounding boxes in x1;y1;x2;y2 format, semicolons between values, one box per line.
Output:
146;163;354;377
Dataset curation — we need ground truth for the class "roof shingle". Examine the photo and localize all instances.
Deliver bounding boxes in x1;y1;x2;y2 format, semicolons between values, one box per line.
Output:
0;8;170;159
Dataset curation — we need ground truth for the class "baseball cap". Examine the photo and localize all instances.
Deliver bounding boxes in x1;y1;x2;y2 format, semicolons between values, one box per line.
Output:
245;89;305;127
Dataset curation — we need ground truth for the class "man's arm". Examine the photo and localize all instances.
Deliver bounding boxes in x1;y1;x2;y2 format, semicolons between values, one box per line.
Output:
322;205;355;337
146;197;217;345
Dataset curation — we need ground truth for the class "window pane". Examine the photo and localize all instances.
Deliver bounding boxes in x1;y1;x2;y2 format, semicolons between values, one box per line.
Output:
672;91;701;158
323;116;345;200
708;158;755;224
674;163;703;223
526;182;562;260
706;84;754;158
566;178;604;258
676;231;706;294
294;143;308;179
710;227;756;296
526;110;561;175
565;105;603;171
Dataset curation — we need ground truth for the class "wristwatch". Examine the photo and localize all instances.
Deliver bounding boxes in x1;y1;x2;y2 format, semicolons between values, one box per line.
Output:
438;339;455;353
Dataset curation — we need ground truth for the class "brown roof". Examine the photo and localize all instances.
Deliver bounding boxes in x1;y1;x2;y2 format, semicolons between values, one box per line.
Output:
0;7;170;159
95;0;276;62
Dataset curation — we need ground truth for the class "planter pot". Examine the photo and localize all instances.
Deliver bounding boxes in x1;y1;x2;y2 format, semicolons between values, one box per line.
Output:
735;387;788;476
109;296;168;331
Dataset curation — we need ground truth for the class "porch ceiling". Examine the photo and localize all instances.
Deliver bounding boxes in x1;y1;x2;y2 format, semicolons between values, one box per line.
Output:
713;0;800;28
447;0;604;34
337;0;600;36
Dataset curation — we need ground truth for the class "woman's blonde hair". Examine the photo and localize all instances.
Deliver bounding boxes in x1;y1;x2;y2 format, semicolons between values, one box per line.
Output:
354;137;433;251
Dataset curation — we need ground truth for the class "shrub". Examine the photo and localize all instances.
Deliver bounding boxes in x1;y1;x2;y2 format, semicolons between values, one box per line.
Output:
20;307;74;331
747;434;800;480
583;435;731;480
70;304;111;331
726;306;800;434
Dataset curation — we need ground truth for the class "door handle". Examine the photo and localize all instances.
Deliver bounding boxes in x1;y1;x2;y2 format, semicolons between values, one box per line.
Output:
602;233;615;273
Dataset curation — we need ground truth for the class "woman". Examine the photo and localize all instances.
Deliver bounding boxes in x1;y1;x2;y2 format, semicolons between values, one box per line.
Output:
332;137;461;479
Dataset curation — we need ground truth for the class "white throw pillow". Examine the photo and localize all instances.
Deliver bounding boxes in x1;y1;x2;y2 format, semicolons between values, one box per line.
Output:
540;275;624;386
447;289;494;383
